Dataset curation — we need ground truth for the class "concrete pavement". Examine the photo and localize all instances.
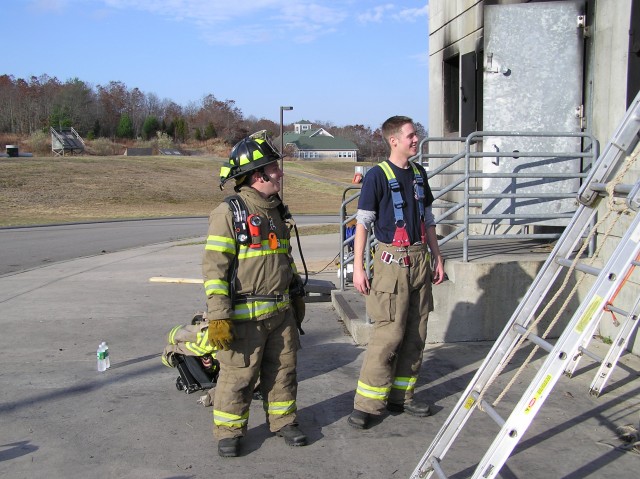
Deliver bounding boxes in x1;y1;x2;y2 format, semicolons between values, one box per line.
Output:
0;233;638;478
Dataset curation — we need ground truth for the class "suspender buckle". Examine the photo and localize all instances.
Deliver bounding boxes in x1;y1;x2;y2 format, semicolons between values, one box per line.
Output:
392;224;411;247
380;251;394;264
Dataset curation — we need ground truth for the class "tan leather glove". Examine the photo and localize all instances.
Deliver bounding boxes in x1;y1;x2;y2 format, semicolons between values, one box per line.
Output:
207;319;234;350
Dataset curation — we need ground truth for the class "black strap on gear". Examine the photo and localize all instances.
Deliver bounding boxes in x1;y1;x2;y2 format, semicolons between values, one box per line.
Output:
225;195;250;246
223;195;248;300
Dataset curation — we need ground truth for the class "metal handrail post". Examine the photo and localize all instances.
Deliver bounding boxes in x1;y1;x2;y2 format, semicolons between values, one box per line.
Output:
339;204;346;291
463;133;478;261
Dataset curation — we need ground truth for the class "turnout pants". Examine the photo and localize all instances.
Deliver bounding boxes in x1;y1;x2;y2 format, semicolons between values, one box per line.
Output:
354;243;433;415
212;309;300;440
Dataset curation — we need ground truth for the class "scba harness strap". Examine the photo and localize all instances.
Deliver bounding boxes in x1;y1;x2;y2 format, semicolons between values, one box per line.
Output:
378;161;427;247
223;194;307;334
224;195;291;248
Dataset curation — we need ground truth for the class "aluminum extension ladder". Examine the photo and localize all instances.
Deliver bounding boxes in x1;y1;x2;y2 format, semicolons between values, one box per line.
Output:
410;92;640;479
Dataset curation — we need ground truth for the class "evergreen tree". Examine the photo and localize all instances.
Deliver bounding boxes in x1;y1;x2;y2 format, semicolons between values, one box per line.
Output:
142;115;160;140
204;122;217;140
116;114;135;139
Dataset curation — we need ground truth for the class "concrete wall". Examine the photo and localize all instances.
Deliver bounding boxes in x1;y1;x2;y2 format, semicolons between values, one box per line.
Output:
124;147;153;156
428;0;640;354
588;0;639;353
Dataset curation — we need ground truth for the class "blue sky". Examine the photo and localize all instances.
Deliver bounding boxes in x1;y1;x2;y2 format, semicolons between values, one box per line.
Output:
5;0;429;129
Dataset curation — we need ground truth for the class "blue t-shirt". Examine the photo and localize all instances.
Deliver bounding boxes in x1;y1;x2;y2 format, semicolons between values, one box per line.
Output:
358;161;434;244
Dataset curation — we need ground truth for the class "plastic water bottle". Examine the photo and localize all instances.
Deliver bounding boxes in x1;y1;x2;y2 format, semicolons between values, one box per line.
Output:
102;341;110;369
97;343;106;372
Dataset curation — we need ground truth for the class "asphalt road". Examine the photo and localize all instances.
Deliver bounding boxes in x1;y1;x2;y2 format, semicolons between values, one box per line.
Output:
0;215;339;276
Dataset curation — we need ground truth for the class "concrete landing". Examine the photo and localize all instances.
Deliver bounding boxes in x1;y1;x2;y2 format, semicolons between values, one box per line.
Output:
332;239;571;345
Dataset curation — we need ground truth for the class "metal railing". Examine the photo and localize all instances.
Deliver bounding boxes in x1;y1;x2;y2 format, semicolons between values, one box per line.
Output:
338;130;599;290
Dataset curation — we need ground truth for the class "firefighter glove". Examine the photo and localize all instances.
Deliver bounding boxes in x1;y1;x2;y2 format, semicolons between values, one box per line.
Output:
207;319;234;350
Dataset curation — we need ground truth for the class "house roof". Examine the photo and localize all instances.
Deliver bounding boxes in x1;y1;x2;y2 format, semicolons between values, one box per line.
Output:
284;130;358;151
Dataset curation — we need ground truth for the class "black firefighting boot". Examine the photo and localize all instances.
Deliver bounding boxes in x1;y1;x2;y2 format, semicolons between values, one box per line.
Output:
218;437;241;457
387;399;432;417
276;424;307;447
347;409;371;429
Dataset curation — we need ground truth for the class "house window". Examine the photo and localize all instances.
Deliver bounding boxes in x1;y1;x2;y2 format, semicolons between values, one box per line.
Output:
444;54;460;135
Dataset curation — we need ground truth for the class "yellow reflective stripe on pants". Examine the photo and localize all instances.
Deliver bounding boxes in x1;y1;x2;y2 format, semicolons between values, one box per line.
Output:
264;400;296;416
392;376;417;391
356;380;390;401
213;409;249;428
204;279;229;296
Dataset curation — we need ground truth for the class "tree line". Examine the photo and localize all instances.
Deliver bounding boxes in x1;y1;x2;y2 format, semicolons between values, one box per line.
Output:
0;74;425;159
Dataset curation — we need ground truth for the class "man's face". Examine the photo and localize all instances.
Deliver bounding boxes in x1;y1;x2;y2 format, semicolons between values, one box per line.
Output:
392;123;419;157
254;161;283;196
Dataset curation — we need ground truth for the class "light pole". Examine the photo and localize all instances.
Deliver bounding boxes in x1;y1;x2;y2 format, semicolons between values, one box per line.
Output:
279;106;293;199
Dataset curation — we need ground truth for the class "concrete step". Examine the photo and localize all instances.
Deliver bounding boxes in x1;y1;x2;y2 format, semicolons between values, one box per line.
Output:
332;239;575;345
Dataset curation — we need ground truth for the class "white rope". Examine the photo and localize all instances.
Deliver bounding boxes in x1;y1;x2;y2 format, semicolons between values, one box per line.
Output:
476;147;638;410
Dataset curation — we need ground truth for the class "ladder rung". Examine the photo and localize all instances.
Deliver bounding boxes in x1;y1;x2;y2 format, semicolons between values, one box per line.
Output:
479;398;506;428
627;181;640;210
513;324;555;353
605;304;631;318
578;345;603;363
556;257;602;276
589;182;633;197
430;457;449;479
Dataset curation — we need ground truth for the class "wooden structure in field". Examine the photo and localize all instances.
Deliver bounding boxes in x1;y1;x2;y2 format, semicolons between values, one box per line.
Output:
50;127;85;156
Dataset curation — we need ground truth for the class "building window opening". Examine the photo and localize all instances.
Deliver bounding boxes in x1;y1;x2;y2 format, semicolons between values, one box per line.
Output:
444;54;460;135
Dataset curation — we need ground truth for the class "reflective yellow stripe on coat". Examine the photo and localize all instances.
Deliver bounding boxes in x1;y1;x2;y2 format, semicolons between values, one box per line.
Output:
233;298;290;320
237;240;289;259
205;235;235;254
166;324;216;356
204;279;229;296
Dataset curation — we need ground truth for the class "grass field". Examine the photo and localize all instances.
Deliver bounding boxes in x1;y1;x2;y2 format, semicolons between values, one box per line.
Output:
0;154;369;227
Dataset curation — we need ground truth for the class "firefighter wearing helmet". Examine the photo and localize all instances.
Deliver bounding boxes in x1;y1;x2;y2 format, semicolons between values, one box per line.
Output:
203;131;307;457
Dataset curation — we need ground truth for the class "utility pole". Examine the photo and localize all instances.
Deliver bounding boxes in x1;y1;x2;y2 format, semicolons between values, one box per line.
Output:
279;106;293;199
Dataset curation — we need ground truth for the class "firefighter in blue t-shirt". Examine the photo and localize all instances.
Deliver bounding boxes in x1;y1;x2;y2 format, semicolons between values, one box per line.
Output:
348;115;445;430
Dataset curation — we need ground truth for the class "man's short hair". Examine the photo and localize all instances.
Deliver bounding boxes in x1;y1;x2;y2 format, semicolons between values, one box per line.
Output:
381;115;414;147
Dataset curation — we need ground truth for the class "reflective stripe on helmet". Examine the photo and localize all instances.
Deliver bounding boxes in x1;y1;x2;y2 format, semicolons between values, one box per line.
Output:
219;131;281;188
